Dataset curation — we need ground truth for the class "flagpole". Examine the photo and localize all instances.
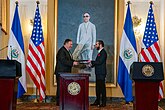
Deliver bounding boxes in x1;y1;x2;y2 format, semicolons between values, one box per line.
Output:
126;1;131;5
34;88;39;103
15;1;18;5
37;0;47;102
36;0;40;5
33;0;47;103
150;1;153;5
33;0;40;103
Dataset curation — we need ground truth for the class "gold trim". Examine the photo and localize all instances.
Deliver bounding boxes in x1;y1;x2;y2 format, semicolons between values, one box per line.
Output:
54;0;118;87
1;0;7;34
54;0;58;70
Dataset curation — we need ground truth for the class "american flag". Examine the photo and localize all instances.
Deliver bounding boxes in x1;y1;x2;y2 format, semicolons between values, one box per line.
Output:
26;4;46;101
140;3;164;100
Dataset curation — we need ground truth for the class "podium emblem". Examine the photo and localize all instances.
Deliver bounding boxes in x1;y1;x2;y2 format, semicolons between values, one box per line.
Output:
142;65;154;77
68;82;81;95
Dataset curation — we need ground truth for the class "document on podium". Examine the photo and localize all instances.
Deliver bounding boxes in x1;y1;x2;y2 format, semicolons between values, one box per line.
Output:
76;60;89;64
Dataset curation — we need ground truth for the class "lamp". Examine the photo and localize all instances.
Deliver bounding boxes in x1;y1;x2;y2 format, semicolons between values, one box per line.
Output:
132;15;142;27
30;18;34;26
132;15;144;37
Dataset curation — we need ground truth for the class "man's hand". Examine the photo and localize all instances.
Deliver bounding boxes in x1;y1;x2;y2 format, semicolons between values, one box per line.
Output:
91;45;95;50
86;60;92;67
73;61;79;66
87;60;91;63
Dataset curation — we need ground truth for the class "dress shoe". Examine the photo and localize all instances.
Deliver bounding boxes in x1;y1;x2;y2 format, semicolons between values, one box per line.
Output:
99;104;106;107
56;102;59;106
90;103;100;106
125;101;133;105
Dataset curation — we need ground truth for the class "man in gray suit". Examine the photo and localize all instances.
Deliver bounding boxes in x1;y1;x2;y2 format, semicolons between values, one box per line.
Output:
74;12;96;60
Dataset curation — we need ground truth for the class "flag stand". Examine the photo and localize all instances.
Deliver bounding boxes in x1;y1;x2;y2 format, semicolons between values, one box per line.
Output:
33;88;39;103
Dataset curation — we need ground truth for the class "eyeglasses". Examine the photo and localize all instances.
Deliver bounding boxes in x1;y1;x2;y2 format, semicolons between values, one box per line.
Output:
83;15;89;18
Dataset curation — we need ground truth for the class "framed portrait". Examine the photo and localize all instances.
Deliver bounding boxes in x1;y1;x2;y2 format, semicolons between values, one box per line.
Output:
55;0;117;87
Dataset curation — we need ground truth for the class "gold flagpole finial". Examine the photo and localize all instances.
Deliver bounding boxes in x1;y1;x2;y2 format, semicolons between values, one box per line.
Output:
15;1;18;5
126;1;131;6
150;1;153;5
127;1;131;4
36;0;40;4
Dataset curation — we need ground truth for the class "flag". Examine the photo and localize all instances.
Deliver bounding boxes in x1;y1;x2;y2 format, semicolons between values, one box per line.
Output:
118;4;138;102
7;3;27;98
26;3;46;101
139;3;164;100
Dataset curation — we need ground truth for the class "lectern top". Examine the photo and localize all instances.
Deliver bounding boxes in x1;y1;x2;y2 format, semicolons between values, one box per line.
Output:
131;62;164;81
0;60;22;78
59;73;91;77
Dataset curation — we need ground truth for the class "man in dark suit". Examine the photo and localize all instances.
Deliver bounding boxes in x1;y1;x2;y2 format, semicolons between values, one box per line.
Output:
55;39;78;106
90;40;107;107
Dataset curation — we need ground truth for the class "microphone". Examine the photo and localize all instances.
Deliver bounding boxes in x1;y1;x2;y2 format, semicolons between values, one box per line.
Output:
0;46;8;52
10;46;12;60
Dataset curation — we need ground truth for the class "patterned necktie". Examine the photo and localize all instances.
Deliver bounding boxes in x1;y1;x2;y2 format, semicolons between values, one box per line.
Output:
68;50;73;59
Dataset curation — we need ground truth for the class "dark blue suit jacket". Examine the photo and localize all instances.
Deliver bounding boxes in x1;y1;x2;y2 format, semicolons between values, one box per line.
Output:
91;49;107;79
55;46;74;75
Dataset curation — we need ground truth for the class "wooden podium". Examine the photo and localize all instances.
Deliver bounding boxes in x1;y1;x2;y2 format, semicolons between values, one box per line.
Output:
131;62;164;110
0;60;21;110
59;73;90;110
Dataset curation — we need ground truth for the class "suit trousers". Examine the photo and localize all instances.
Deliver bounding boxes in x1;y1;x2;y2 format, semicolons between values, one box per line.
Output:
56;74;60;104
95;75;106;105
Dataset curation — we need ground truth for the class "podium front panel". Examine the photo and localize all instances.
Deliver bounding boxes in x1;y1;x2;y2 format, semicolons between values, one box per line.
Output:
60;73;90;110
0;78;17;110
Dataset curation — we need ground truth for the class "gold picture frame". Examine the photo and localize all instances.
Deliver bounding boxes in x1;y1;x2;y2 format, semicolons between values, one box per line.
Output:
54;0;118;87
0;0;7;35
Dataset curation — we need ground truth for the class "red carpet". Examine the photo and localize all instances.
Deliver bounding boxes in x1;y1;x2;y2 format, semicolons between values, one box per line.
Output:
16;102;164;110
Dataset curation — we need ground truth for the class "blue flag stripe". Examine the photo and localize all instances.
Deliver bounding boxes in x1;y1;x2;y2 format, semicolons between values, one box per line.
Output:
11;5;25;54
124;5;137;52
17;80;26;98
118;57;133;101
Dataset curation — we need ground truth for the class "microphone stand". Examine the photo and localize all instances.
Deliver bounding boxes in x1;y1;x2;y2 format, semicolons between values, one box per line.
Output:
0;46;8;52
0;46;9;60
10;46;12;60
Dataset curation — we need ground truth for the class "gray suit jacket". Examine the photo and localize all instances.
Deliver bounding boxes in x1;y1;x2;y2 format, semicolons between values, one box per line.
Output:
77;21;96;46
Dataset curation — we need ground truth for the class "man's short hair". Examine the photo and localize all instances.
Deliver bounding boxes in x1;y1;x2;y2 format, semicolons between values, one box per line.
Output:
64;39;72;45
97;40;104;47
83;12;90;16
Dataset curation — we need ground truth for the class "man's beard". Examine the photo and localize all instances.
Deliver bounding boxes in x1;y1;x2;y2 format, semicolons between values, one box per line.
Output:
96;46;100;50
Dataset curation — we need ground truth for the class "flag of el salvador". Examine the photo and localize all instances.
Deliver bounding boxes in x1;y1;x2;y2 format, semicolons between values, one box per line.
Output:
118;4;138;102
7;3;27;98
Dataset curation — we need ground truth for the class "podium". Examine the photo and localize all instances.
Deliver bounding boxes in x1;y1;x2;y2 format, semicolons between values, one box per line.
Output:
59;73;90;110
0;60;22;110
131;62;164;110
